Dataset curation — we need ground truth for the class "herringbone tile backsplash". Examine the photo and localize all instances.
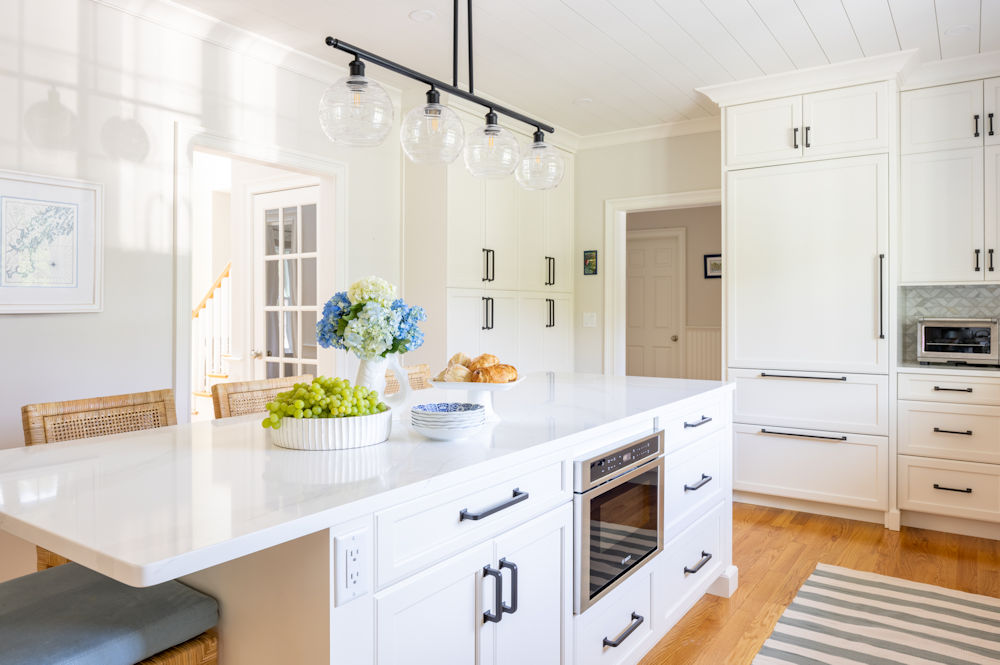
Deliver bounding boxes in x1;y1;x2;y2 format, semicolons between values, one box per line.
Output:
901;285;1000;361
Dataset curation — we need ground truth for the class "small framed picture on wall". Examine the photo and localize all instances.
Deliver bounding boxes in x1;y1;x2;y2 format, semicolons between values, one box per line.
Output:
583;250;598;275
704;254;722;279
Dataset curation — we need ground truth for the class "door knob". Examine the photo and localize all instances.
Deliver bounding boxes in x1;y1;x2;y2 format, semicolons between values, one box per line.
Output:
671;335;679;342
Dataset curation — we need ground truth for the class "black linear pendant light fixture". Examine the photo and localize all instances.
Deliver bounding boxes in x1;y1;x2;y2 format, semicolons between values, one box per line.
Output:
318;0;564;189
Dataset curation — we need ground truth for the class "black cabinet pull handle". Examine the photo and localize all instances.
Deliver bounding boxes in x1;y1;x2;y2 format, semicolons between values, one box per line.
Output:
991;112;995;136
760;372;847;381
684;551;713;574
489;249;496;282
793;126;799;149
684;415;712;428
990;249;995;272
544;256;555;286
499;558;518;615
603;612;644;648
976;248;982;271
934;386;973;393
933;427;973;436
933;483;973;493
460;488;529;521
483;565;503;623
804;125;811;147
975;114;981;137
489;297;494;330
545;298;555;327
761;428;847;442
550;257;556;286
481;297;489;330
551;298;555;327
684;474;713;491
878;254;885;339
482;249;489;282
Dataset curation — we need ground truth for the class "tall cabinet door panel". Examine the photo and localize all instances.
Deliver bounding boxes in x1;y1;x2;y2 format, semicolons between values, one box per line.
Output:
901;81;983;154
802;82;889;157
546;295;574;372
485;179;520;291
480;293;519;363
985;146;1000;280
517;296;548;374
447;292;484;359
725;95;802;166
447;163;486;289
986;77;1000;147
518;189;549;291
547;157;574;292
901;148;984;283
727;155;888;373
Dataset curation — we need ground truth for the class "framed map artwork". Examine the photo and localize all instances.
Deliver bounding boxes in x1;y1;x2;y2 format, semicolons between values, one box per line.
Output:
0;170;102;312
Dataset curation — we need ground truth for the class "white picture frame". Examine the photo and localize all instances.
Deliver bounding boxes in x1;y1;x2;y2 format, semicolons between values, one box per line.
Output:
0;169;103;313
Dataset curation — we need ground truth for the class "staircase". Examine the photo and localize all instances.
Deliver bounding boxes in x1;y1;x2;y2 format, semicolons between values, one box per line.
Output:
192;262;232;415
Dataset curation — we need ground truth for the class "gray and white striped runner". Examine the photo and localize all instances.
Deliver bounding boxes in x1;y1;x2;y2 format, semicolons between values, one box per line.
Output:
753;563;1000;665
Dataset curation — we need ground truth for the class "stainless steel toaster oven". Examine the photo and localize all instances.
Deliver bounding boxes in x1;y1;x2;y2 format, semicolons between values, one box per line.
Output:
917;317;999;365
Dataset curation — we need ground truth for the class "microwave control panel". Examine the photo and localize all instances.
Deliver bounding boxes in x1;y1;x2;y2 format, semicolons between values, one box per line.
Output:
588;433;660;483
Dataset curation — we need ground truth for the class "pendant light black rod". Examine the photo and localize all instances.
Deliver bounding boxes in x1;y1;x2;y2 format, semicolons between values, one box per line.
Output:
452;0;458;87
467;0;474;94
325;36;555;135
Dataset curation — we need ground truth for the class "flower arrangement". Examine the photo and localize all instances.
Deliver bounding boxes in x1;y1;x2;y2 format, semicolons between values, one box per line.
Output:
316;276;427;360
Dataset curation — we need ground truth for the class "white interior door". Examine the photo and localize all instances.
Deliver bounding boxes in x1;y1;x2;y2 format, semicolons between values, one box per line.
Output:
252;185;324;380
625;229;685;378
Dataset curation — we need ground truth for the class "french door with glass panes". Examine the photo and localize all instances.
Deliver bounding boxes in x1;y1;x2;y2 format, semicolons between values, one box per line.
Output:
253;185;324;380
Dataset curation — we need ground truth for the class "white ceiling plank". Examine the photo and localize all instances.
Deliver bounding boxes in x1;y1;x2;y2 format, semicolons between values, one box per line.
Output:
746;0;828;68
983;0;1000;52
935;0;982;59
701;0;797;74
653;0;765;80
841;0;901;57
793;0;864;61
888;0;942;61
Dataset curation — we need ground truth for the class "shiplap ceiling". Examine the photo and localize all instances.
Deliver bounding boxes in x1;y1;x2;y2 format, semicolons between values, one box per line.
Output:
173;0;998;136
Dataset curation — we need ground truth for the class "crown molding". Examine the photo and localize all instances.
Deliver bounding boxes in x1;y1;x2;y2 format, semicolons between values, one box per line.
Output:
901;50;1000;90
577;116;720;151
696;50;918;107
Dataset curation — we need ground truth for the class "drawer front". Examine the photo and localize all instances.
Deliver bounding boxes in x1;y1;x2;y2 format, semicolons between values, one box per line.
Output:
657;501;725;621
664;431;724;536
734;424;888;510
575;565;652;665
898;455;1000;523
898;373;1000;406
663;392;728;455
376;461;567;588
731;369;888;435
899;401;1000;464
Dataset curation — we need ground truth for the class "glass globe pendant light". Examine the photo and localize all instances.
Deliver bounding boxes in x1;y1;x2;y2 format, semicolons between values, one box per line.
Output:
400;88;465;164
515;130;564;190
318;58;394;146
464;110;520;177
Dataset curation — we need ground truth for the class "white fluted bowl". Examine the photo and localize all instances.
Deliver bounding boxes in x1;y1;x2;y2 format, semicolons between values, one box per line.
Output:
269;410;392;451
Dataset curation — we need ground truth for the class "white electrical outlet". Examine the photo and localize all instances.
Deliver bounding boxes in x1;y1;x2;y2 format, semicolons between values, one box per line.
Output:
583;312;597;328
334;528;369;606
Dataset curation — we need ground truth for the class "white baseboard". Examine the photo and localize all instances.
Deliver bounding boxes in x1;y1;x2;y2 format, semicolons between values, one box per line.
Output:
733;492;886;525
901;511;999;540
707;565;739;598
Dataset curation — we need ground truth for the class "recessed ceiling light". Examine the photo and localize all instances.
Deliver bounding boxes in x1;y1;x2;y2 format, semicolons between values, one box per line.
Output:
944;24;974;36
573;97;593;106
409;9;436;23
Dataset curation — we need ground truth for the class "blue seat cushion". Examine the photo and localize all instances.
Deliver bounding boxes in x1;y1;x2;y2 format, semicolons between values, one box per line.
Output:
0;562;218;665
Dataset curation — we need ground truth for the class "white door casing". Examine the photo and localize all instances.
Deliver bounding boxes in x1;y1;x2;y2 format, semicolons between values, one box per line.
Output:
625;229;686;378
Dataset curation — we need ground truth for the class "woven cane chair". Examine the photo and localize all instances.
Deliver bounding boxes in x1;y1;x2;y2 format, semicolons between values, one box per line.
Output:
211;375;313;419
19;389;219;664
384;363;432;395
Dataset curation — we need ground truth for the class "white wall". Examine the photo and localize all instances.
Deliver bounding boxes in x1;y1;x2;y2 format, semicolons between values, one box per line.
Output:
191;151;232;303
573;132;721;373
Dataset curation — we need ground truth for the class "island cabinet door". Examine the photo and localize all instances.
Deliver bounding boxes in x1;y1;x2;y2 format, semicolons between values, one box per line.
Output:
374;540;495;665
492;503;573;665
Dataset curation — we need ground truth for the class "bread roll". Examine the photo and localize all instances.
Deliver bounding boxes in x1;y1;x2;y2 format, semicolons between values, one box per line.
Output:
468;353;500;372
471;364;518;383
448;352;472;368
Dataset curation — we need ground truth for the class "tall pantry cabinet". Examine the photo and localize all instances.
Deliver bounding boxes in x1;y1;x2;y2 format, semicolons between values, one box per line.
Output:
701;77;895;521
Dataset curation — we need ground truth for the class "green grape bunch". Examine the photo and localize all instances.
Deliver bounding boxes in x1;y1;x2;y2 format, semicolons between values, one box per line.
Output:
260;376;389;430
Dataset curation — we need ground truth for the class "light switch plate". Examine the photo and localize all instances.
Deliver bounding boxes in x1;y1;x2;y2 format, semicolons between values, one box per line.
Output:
583;312;597;328
334;528;369;606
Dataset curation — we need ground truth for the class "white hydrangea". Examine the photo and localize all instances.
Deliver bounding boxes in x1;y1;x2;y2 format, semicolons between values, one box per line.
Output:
348;275;396;307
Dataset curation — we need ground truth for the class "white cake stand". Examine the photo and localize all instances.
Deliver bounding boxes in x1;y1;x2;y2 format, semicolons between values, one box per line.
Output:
430;378;525;421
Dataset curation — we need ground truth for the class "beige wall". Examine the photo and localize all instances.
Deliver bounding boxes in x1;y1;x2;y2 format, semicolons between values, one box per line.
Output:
626;206;721;328
573;131;722;373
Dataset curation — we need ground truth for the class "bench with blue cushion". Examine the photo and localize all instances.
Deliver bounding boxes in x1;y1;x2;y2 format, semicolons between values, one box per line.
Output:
0;562;218;665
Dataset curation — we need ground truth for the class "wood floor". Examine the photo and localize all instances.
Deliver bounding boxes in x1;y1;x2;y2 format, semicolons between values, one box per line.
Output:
640;502;1000;665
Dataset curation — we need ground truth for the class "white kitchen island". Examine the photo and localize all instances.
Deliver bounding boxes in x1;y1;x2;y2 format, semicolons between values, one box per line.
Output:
0;373;736;665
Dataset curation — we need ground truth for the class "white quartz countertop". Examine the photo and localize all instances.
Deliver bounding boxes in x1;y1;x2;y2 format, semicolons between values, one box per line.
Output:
0;373;730;586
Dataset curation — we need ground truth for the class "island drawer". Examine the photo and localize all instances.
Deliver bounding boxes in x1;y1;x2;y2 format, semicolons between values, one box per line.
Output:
375;460;568;588
663;392;728;454
575;563;652;665
898;401;1000;464
733;424;888;511
663;430;724;537
898;455;1000;523
730;368;888;435
898;373;1000;406
656;501;725;623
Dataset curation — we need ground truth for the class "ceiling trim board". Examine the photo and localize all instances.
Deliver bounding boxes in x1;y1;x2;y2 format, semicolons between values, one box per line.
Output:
901;49;1000;89
577;116;721;151
696;49;918;106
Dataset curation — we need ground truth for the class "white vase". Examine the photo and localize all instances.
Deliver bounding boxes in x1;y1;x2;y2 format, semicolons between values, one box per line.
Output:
356;354;410;408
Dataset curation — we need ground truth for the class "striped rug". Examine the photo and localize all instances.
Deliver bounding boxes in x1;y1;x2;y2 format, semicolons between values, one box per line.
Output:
753;563;1000;665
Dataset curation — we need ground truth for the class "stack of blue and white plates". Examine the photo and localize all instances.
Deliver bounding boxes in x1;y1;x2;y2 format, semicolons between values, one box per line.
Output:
410;403;486;440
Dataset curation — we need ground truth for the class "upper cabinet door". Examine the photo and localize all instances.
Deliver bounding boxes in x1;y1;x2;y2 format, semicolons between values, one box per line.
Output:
984;78;1000;147
802;82;889;158
546;157;574;293
901;81;984;154
900;148;984;283
447;161;486;289
725;95;802;167
984;146;1000;280
516;188;548;291
484;178;520;291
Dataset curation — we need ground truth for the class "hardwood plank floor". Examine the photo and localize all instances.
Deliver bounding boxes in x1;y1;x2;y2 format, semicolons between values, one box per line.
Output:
640;502;1000;665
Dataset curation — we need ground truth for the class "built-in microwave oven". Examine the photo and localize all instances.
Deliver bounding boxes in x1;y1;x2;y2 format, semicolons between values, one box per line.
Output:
917;317;999;366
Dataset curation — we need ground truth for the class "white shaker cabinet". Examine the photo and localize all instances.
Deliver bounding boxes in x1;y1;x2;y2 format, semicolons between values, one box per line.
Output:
447;161;487;290
984;146;1000;279
447;290;519;362
901;81;985;154
725;95;802;167
486;178;520;292
517;293;573;374
900;148;985;283
518;156;574;293
726;154;889;373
